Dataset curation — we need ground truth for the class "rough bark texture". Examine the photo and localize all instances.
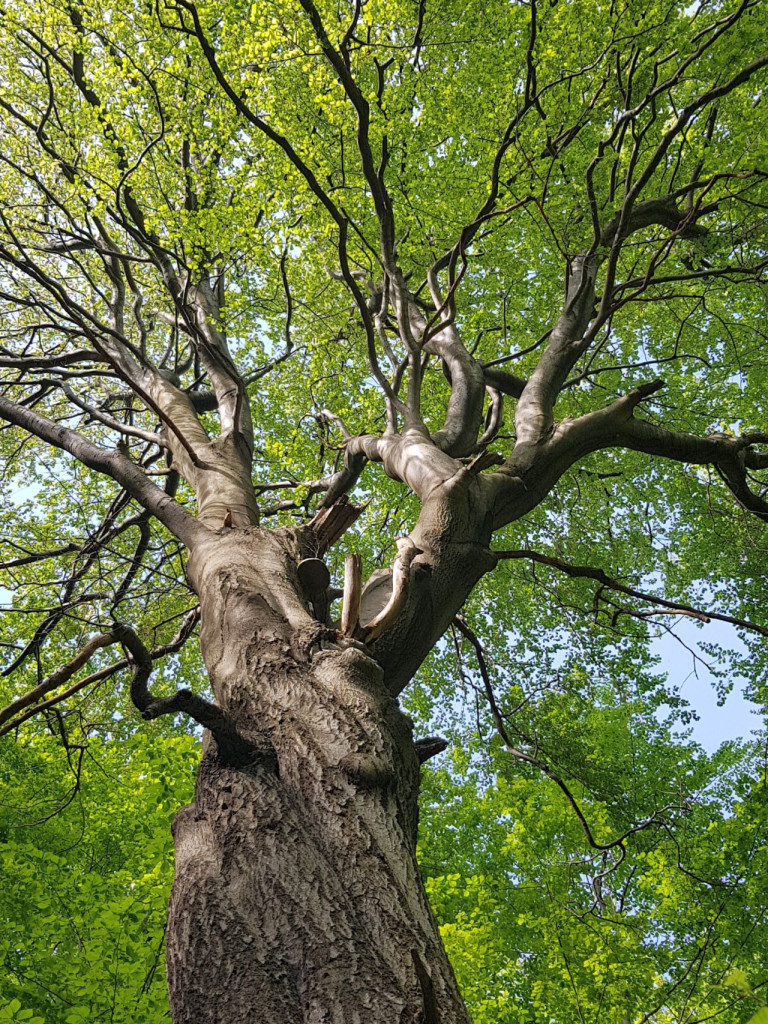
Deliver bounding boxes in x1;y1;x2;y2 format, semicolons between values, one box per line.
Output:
166;526;471;1024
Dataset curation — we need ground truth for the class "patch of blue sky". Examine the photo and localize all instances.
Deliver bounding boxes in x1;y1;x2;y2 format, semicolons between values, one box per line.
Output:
653;618;761;753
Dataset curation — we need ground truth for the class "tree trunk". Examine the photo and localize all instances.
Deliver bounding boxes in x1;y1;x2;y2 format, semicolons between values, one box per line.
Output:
165;527;470;1024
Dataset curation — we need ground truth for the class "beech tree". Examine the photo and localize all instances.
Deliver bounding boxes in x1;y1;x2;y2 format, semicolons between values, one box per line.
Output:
1;0;767;1020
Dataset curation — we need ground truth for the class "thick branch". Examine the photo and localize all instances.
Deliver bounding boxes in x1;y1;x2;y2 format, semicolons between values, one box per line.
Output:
513;254;599;446
422;275;487;457
0;631;116;728
0;395;205;546
0;608;200;736
618;418;768;520
342;431;464;503
493;380;768;528
481;366;526;399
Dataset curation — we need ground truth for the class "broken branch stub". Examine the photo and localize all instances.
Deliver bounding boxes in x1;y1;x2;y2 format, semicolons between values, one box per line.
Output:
340;552;362;636
309;495;365;553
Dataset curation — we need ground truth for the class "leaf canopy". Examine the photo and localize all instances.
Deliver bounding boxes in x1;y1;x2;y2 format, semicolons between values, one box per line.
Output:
1;0;768;1018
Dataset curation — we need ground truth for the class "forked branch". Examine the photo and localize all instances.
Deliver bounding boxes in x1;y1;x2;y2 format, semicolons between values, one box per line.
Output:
0;394;204;545
492;550;768;637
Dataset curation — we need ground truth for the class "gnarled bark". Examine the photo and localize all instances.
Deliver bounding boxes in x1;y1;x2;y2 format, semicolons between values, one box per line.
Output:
166;526;471;1024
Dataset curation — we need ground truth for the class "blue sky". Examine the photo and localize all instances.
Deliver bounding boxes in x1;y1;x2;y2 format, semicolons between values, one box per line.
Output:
652;619;760;753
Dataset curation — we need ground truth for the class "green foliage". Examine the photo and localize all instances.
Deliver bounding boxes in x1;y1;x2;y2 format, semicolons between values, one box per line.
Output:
417;731;768;1023
0;0;767;1019
0;730;197;1023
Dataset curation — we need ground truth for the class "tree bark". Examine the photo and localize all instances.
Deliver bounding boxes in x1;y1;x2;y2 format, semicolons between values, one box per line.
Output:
166;526;470;1024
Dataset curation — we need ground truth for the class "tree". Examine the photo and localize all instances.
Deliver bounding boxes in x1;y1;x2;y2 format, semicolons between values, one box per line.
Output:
0;0;767;1019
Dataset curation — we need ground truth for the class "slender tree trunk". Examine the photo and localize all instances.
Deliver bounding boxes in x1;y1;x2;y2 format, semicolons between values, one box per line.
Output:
165;527;471;1024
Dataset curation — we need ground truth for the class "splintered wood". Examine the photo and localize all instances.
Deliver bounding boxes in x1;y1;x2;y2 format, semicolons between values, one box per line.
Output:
308;495;365;553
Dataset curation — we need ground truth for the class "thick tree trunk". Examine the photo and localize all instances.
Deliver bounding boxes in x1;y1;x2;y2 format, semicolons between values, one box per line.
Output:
165;527;471;1024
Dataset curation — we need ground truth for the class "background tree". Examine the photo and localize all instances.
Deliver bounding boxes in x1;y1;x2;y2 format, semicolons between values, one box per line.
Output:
1;0;767;1020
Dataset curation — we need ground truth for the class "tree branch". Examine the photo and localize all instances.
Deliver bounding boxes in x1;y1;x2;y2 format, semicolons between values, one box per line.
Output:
492;550;768;637
0;631;118;728
453;616;671;856
0;608;200;736
0;395;205;545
